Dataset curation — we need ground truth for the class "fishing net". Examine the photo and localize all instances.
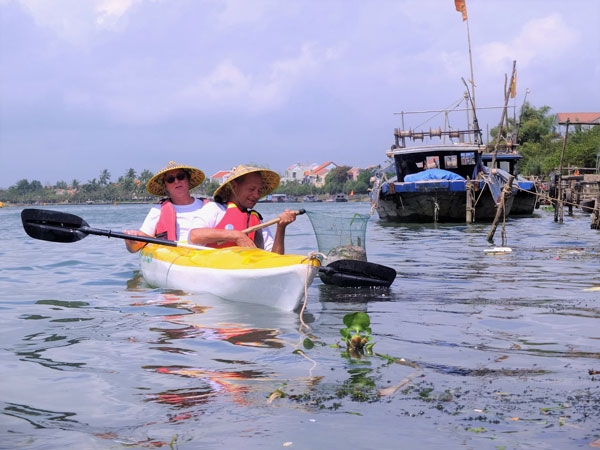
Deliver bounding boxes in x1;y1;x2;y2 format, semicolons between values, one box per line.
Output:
305;210;370;263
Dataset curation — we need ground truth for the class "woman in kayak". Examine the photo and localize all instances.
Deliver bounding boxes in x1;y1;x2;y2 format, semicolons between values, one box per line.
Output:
124;160;206;253
188;165;297;255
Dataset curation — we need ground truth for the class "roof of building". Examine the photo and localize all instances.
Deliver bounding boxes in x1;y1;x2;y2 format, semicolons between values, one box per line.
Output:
210;170;231;179
556;112;600;125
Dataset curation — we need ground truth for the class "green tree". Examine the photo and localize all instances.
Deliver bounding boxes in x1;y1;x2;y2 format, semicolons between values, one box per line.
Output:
324;166;350;194
99;169;111;186
518;103;556;145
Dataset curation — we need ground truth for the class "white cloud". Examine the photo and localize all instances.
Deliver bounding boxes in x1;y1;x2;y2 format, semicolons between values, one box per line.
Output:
215;0;283;28
95;0;142;28
177;43;340;114
479;14;579;69
17;0;149;43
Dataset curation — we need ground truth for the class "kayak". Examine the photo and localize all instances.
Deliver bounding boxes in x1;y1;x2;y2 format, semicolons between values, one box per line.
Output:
19;208;325;310
139;244;321;311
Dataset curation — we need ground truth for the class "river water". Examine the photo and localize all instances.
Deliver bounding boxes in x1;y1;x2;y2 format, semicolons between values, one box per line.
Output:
1;202;599;449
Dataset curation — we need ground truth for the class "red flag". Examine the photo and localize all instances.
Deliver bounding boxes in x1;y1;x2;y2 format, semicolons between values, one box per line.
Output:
510;71;517;98
455;0;468;21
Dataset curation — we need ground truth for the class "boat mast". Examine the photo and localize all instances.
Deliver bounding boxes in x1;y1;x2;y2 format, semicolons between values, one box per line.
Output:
455;0;476;110
465;16;476;111
455;0;476;141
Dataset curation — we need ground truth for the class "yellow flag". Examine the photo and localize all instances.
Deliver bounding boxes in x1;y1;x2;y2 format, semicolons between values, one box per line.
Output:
510;71;517;98
455;0;468;21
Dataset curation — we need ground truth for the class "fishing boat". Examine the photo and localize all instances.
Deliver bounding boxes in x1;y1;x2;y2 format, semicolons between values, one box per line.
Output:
140;244;321;311
302;194;322;202
481;149;539;216
370;120;516;223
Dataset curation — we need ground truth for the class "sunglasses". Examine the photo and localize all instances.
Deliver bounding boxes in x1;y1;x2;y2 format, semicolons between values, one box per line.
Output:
164;172;187;184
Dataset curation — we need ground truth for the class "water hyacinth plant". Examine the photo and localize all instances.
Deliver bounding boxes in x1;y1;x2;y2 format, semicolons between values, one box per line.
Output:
339;311;375;356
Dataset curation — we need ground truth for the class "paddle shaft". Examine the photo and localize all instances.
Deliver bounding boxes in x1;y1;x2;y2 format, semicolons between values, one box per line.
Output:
242;209;305;234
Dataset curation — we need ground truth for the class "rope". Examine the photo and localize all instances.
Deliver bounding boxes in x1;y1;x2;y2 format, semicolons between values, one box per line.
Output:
298;252;326;331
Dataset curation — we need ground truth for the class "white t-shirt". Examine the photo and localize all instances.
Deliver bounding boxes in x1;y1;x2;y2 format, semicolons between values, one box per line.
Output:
191;202;274;251
139;198;205;243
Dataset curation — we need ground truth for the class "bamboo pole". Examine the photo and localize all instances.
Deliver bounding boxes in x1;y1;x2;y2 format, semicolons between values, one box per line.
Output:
556;121;570;223
591;183;600;229
491;61;517;169
487;175;514;242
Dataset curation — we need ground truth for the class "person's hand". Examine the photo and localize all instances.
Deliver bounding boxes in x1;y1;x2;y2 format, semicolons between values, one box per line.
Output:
232;230;257;248
277;209;297;228
124;230;148;253
124;229;143;240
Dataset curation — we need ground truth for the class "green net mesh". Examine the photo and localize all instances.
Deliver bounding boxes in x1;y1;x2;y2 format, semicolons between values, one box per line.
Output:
305;210;370;262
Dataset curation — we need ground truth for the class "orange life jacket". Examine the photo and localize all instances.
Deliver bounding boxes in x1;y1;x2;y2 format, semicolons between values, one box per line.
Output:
155;198;209;241
155;199;177;240
209;202;264;249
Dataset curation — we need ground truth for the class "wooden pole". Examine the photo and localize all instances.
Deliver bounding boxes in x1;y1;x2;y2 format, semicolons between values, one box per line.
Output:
591;182;600;229
491;61;517;169
466;179;474;223
465;16;476;111
556;121;570;223
487;175;514;242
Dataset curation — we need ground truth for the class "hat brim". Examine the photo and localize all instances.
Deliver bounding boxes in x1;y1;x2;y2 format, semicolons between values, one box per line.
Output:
147;163;206;196
213;166;280;201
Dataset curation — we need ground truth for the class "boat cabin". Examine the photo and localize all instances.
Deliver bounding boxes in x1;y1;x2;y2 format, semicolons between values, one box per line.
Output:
386;127;486;182
481;152;522;177
387;144;485;182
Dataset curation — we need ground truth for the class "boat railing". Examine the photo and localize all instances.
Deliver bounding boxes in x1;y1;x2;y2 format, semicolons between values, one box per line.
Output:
393;127;482;149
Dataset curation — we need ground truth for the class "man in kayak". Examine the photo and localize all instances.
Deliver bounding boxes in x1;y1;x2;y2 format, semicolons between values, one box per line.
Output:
188;165;297;255
124;160;206;253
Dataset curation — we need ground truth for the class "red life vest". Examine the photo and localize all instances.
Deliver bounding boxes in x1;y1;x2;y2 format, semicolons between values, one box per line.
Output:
155;199;177;240
209;202;264;249
155;198;209;241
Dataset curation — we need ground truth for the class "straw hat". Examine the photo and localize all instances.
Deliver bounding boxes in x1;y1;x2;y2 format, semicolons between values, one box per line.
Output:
146;160;206;196
213;165;281;201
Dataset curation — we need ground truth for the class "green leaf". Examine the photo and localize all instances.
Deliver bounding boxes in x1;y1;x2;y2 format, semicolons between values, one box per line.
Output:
342;312;371;331
303;337;315;349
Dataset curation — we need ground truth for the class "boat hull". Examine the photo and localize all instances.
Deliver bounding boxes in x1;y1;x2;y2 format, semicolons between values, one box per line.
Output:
511;180;538;215
140;244;320;311
373;178;515;223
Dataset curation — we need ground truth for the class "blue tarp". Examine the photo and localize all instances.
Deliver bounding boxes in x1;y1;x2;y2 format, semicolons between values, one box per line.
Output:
404;169;466;182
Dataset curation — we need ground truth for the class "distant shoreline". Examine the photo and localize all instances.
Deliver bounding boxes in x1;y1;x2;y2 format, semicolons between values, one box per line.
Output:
1;196;371;208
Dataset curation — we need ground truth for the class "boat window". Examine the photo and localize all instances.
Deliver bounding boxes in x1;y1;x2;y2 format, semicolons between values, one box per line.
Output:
444;155;458;169
426;156;439;169
460;152;476;165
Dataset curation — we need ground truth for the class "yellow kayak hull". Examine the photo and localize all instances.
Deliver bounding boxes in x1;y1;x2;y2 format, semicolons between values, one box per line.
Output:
140;244;320;311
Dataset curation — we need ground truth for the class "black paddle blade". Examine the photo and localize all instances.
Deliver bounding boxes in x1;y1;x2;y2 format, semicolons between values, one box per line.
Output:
319;259;396;288
21;208;90;243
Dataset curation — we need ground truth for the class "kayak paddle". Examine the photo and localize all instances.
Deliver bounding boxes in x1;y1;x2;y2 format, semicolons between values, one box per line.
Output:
21;208;205;249
318;259;396;288
21;208;396;287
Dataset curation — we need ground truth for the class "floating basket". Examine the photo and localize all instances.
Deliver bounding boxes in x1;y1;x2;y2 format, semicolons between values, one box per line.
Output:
305;210;370;263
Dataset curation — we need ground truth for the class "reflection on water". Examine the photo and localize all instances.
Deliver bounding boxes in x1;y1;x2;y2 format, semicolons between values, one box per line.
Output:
2;204;600;448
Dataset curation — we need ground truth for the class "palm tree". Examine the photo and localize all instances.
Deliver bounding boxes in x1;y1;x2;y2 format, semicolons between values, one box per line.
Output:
99;169;111;186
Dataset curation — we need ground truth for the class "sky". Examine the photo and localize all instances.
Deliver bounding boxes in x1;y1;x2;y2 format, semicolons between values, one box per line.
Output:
1;0;599;189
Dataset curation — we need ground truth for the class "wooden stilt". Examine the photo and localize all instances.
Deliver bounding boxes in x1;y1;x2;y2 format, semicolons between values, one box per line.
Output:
466;179;474;223
487;175;514;242
591;182;600;229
